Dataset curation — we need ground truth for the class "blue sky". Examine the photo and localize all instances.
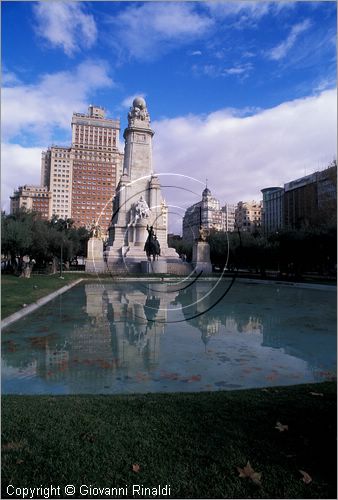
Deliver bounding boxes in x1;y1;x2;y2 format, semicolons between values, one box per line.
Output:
2;1;337;228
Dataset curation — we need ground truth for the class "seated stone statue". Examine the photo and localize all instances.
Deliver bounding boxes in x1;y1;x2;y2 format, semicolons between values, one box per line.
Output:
135;195;150;220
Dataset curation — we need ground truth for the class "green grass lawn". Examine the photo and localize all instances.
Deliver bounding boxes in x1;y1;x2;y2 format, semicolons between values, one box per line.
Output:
2;382;336;499
1;274;83;319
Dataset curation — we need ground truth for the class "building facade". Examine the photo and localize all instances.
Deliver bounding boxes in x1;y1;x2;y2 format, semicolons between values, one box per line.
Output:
235;200;263;232
46;146;73;220
70;105;123;231
315;164;337;215
261;187;284;234
221;204;236;232
283;164;337;229
35;105;124;232
182;188;232;242
10;185;51;220
284;173;317;229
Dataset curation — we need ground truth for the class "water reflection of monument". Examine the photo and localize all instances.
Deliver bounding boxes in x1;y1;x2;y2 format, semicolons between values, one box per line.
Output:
72;283;179;388
2;283;335;393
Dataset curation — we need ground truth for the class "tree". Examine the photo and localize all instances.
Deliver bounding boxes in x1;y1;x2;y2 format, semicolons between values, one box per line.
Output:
1;211;91;274
1;210;35;271
168;236;193;262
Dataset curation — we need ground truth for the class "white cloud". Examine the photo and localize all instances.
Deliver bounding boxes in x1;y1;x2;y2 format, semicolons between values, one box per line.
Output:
193;62;253;79
223;63;253;78
1;143;44;212
2;61;114;143
152;89;337;221
206;1;271;19
106;3;213;60
205;1;294;27
267;19;312;61
2;71;20;86
33;2;97;56
313;77;337;94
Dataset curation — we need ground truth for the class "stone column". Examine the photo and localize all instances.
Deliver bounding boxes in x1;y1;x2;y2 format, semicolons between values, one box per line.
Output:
192;241;212;274
85;238;106;273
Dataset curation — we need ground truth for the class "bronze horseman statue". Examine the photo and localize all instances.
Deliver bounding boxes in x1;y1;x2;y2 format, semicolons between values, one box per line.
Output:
144;225;161;261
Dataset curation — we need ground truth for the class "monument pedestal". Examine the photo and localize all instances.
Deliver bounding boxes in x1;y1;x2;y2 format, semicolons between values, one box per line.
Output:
192;241;212;274
141;259;167;274
86;238;106;273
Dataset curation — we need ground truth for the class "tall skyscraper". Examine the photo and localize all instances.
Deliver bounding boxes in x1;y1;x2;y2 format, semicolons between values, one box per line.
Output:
39;105;123;233
70;105;123;231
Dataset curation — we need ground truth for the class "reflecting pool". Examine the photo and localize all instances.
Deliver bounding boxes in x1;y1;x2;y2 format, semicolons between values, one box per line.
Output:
2;280;336;394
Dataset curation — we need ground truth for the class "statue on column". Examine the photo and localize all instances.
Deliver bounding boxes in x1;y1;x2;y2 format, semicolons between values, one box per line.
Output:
90;221;103;239
198;227;209;242
128;97;150;127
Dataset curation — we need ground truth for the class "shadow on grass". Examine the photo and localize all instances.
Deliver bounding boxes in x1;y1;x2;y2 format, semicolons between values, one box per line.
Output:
1;382;336;499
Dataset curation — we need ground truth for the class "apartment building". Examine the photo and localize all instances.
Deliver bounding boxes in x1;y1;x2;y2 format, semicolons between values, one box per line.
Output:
235;200;263;232
46;146;73;220
182;187;233;242
10;185;51;220
221;204;236;232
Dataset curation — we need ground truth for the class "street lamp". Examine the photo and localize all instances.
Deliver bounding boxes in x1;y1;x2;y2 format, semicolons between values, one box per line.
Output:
59;237;64;279
57;218;69;279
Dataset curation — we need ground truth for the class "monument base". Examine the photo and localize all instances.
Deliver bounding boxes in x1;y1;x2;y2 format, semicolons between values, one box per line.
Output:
192;241;212;274
85;261;107;273
141;260;168;274
86;238;106;273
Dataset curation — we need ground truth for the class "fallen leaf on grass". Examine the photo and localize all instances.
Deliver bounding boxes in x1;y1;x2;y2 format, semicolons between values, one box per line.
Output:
237;461;262;485
2;441;27;451
132;464;140;473
309;392;324;397
80;432;96;443
299;470;312;484
16;459;24;464
275;421;288;432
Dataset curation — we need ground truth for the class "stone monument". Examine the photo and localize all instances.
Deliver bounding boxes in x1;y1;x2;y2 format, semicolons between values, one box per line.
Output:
104;97;182;273
85;221;106;273
192;222;212;274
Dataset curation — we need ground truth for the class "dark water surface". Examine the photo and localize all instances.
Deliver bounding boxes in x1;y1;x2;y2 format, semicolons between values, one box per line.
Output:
2;280;336;394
